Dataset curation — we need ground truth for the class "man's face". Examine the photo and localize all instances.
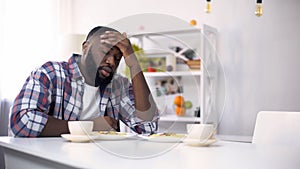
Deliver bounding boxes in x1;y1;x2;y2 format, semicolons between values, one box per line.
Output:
84;38;122;87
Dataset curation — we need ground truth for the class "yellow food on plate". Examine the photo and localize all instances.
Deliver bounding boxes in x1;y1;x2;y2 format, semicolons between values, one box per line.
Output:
150;133;185;138
97;131;126;135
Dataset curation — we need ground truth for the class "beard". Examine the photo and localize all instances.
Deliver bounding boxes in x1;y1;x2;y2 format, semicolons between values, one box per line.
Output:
85;49;114;87
94;66;114;87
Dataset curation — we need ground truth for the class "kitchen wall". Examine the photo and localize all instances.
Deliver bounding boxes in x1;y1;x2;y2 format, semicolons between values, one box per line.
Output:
198;0;300;136
69;0;300;136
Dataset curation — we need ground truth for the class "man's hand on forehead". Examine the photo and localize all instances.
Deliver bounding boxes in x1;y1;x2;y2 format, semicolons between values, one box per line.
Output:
100;31;125;46
100;31;134;58
99;42;117;56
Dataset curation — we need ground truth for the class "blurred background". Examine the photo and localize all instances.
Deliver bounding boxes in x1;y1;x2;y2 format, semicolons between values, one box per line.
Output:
1;0;300;137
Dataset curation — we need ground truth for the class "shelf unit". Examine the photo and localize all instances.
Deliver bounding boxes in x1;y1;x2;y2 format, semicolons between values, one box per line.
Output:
143;70;201;133
143;71;201;77
128;25;218;134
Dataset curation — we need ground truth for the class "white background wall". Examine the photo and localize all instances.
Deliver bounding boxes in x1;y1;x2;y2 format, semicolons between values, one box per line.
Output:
198;0;300;136
69;0;300;136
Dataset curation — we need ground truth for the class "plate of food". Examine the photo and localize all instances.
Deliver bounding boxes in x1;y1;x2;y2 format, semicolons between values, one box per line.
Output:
95;131;136;140
140;133;186;143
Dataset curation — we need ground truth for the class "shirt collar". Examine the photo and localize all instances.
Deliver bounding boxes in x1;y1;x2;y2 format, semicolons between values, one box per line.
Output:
68;53;83;80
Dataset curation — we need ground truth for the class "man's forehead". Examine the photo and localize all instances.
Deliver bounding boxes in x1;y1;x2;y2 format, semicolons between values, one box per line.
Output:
90;41;121;54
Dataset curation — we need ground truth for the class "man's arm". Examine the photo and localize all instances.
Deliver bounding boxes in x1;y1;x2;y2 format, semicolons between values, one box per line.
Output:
117;32;158;121
40;116;69;136
125;55;157;121
40;115;120;136
11;66;72;137
100;31;158;121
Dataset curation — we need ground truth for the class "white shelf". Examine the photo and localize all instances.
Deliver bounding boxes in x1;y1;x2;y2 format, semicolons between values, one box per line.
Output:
144;71;201;77
130;28;202;38
130;25;218;132
159;114;201;123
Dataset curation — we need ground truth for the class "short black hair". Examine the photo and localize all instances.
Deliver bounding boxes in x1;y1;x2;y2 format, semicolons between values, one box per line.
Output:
86;26;119;41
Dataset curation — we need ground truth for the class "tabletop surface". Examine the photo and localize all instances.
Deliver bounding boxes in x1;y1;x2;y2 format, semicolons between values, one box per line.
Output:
0;136;299;169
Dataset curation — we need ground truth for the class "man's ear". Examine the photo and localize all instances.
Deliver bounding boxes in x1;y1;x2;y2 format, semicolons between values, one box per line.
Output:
82;41;89;55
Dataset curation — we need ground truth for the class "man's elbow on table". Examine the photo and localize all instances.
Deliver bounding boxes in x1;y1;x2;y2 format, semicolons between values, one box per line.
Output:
10;110;47;137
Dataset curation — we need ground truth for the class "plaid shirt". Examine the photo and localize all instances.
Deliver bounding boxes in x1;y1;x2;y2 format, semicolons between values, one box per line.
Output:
11;54;158;137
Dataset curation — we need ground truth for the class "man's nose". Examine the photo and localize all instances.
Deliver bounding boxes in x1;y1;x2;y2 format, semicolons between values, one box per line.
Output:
105;56;115;65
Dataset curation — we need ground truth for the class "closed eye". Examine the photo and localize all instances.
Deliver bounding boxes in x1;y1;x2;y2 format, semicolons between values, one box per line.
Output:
114;55;122;63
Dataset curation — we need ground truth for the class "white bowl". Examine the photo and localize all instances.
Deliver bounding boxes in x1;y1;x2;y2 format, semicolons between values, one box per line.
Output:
68;121;93;135
186;124;215;140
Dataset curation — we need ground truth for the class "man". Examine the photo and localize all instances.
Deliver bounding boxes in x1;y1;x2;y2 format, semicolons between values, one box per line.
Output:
10;26;159;137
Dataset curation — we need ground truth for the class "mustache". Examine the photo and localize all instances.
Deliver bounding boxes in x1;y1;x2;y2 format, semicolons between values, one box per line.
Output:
98;65;113;73
95;65;114;87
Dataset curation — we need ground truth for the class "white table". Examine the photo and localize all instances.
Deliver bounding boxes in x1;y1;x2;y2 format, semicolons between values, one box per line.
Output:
0;136;299;169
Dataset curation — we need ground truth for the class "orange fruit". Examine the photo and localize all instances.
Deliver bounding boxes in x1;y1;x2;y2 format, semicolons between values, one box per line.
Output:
190;19;197;26
175;106;186;116
174;95;185;107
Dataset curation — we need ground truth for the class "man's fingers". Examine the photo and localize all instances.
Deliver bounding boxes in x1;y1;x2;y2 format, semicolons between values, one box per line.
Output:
99;31;133;57
101;31;126;43
104;116;118;129
122;32;127;38
99;43;113;54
